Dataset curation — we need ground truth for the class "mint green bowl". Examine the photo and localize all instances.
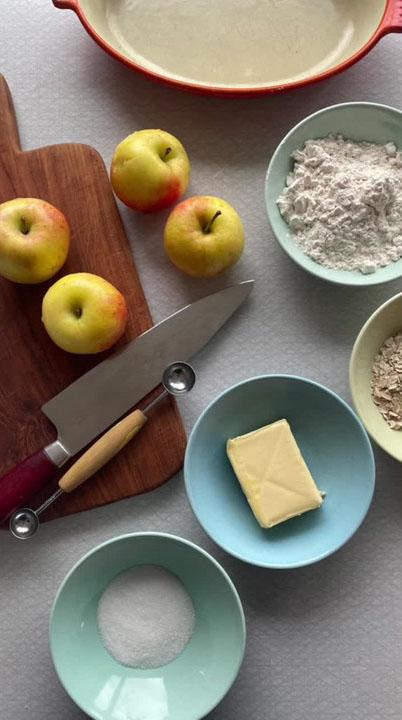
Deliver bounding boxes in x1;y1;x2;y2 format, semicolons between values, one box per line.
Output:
50;533;246;720
265;102;402;287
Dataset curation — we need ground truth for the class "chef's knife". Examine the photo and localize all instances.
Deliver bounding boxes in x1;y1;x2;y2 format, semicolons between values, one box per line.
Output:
0;280;253;522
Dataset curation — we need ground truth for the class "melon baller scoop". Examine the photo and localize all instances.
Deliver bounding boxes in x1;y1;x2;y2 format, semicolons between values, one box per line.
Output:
9;361;195;540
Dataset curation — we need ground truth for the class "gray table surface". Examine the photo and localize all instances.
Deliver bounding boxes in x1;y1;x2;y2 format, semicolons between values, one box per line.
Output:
2;3;402;719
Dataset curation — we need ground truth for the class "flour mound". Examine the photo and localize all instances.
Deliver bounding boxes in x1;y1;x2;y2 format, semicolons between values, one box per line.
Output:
277;135;402;274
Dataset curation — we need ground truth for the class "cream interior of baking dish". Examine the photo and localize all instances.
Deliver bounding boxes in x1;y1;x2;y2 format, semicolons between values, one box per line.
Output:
80;0;386;88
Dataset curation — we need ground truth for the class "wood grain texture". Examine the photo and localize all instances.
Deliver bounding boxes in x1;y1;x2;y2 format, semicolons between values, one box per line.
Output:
58;409;147;494
0;75;186;521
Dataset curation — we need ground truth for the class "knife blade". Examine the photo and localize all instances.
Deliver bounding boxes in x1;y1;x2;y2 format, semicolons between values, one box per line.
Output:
43;280;253;456
0;280;253;522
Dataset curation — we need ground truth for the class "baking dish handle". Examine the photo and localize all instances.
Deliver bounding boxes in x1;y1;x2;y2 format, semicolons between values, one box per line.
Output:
379;0;402;34
52;0;78;9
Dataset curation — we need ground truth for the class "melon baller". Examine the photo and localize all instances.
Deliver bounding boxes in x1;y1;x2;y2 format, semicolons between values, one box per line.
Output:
9;361;195;540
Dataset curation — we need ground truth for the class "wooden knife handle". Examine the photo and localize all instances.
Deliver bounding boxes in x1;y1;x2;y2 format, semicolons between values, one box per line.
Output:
0;449;58;523
59;409;147;493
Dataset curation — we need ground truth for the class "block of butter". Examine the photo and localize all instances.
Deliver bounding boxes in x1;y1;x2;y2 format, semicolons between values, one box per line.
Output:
226;419;323;528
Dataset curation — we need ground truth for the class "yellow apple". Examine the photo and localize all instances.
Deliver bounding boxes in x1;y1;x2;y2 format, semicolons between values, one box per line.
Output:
111;129;190;212
0;197;70;283
42;273;128;354
164;196;244;277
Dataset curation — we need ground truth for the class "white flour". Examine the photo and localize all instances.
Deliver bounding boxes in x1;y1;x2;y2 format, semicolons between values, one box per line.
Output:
277;135;402;274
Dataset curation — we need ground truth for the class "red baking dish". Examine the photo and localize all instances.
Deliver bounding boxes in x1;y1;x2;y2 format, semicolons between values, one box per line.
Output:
53;0;402;97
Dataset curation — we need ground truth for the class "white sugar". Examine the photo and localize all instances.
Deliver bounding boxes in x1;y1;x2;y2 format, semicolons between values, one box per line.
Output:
97;565;195;669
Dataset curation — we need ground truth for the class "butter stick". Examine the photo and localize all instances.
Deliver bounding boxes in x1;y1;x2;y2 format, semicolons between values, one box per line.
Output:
227;419;323;528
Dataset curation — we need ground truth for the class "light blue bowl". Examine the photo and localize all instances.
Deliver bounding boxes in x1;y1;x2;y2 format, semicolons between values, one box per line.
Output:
265;102;402;286
50;533;245;720
185;376;375;568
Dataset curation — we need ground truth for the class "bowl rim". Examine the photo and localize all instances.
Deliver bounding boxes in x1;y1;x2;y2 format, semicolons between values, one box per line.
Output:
49;531;246;720
184;374;376;569
265;100;402;287
350;291;402;462
54;0;393;96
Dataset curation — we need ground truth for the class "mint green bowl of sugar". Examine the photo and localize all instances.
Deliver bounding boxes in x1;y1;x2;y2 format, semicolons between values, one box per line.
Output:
265;102;402;287
50;532;245;720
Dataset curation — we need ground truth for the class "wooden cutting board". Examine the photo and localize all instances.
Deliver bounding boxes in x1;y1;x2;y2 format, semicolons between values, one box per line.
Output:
0;75;186;521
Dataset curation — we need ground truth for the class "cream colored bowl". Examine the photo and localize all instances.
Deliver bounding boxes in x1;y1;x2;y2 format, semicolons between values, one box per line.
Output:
53;0;401;95
350;293;402;462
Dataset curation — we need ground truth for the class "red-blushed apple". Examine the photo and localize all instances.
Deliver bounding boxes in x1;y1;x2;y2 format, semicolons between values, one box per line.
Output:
110;129;190;212
42;272;128;354
164;196;244;277
0;197;70;283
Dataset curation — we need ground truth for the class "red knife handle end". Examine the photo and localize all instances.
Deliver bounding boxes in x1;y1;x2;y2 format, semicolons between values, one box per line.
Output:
0;449;58;524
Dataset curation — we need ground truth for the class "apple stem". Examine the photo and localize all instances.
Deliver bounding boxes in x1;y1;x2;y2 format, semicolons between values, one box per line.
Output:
203;210;222;234
74;306;82;318
20;217;30;235
163;147;172;161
